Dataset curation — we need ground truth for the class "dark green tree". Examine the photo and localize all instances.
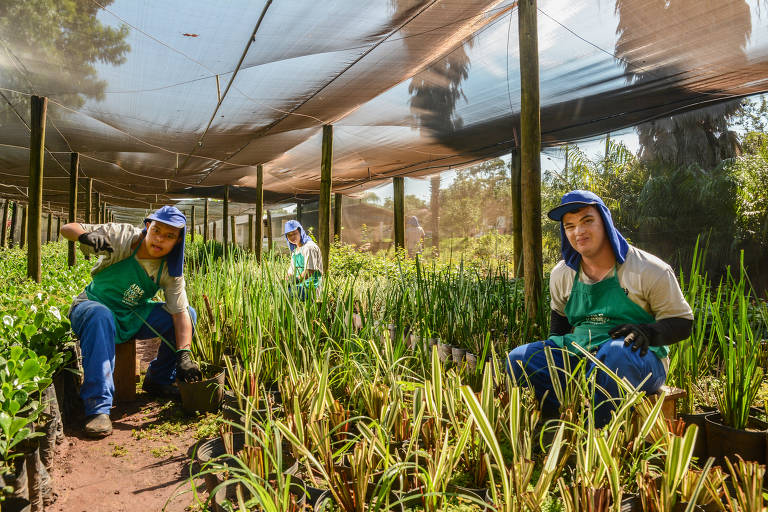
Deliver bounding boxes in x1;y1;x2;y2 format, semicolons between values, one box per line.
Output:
0;0;130;109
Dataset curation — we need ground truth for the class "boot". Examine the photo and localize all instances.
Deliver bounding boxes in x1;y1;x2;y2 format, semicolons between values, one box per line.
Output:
83;414;112;438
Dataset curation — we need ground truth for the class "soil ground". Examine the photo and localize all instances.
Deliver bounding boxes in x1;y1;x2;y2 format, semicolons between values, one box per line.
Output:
48;338;217;512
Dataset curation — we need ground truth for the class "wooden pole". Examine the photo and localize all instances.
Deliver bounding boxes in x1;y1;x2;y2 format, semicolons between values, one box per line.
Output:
223;187;229;252
510;148;523;277
518;0;543;319
46;210;52;244
85;178;92;224
393;177;405;250
248;214;254;252
0;199;7;248
55;215;60;242
230;215;237;247
101;201;106;225
203;199;209;242
213;219;217;242
190;205;195;242
266;210;273;252
296;202;303;225
333;193;342;243
430;175;440;251
20;205;27;249
8;201;17;248
255;164;264;262
318;125;333;273
27;95;47;282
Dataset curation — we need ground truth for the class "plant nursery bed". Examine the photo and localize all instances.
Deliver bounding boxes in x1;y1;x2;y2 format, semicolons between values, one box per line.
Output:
47;338;217;512
48;396;207;512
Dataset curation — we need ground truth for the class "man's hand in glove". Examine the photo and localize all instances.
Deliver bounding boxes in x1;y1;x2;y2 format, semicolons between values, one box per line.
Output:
78;232;113;253
609;324;657;357
176;350;202;383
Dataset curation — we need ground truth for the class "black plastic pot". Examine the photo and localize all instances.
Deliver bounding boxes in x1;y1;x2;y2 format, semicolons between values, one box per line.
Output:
315;488;406;512
1;497;31;512
705;413;768;466
178;365;225;414
212;473;307;512
679;410;714;462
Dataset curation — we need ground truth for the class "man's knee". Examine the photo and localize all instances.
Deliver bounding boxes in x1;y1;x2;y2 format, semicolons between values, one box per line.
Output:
75;302;116;335
595;339;628;372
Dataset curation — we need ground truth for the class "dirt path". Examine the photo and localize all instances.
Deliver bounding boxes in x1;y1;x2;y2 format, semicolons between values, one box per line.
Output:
48;339;214;512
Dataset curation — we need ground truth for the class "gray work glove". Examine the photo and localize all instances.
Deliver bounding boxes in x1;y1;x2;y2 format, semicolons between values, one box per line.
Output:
78;232;113;253
176;350;202;383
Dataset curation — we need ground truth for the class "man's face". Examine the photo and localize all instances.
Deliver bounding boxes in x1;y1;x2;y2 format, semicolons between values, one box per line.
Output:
561;206;609;259
144;220;182;258
286;228;301;246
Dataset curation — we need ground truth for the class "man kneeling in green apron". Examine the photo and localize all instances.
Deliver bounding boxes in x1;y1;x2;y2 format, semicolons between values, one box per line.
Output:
61;206;201;437
506;191;693;426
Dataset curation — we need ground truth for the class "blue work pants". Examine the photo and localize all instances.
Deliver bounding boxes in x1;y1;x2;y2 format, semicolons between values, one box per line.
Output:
505;338;666;426
69;301;197;416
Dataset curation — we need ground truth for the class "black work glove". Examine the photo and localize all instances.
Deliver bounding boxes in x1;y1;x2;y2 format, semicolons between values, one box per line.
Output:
78;232;113;253
176;350;202;383
610;323;657;357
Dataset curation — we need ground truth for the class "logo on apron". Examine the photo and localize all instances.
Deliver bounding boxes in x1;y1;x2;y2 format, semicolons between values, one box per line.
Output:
584;313;609;325
122;283;145;307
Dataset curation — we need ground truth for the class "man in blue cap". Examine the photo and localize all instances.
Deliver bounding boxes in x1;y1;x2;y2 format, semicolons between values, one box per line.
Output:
506;190;693;426
283;220;323;299
61;206;201;437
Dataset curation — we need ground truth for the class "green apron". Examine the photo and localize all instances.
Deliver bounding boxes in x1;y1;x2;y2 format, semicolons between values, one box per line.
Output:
85;243;164;344
292;251;322;290
549;267;668;359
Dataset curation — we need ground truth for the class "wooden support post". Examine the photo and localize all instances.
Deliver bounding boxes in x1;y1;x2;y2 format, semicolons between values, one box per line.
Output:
213;219;217;241
248;214;254;252
114;339;137;402
518;0;543;320
255;164;264;262
101;201;106;225
318;125;333;273
223;187;229;252
296;202;302;225
393;177;405;250
203;199;209;242
333;193;342;243
266;210;273;252
20;204;27;249
68;155;78;269
55;215;60;242
430;175;440;251
510;148;523;277
8;201;17;248
46;209;52;244
0;199;7;248
85;178;92;224
190;205;195;242
230;215;237;247
27;96;47;282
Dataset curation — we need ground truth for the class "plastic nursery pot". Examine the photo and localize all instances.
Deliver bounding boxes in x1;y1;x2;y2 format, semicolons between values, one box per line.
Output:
704;413;768;466
679;409;715;462
465;352;478;372
213;474;308;512
437;342;452;362
178;364;225;414
1;497;31;512
314;488;406;512
451;346;466;363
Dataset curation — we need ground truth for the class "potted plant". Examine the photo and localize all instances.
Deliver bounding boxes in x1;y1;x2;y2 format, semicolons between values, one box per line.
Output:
705;258;767;466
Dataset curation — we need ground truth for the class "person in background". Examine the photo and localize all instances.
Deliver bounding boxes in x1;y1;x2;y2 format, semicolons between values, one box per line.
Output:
506;190;693;426
405;216;425;257
284;220;323;300
60;206;201;438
